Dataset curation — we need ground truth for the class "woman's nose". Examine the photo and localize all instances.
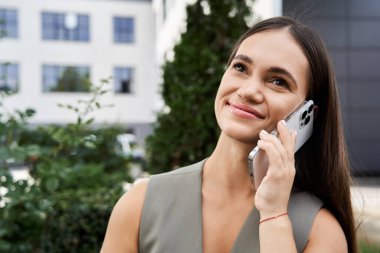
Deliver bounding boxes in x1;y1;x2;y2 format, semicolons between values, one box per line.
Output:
236;79;264;104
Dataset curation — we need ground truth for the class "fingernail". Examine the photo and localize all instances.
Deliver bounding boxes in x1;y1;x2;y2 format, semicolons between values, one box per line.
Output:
261;130;268;135
294;130;297;136
280;120;286;126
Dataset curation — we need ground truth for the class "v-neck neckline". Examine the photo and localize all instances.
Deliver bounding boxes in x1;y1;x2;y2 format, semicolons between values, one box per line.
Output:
197;159;260;253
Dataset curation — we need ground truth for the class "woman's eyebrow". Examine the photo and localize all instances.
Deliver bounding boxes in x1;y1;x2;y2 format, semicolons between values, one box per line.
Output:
233;54;298;87
233;54;253;64
268;66;298;86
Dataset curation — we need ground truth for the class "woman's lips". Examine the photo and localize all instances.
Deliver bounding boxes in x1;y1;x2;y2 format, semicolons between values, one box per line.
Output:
227;102;265;119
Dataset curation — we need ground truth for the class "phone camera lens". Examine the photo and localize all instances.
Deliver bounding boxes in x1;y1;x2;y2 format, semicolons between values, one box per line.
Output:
302;111;307;119
305;115;310;125
308;105;313;113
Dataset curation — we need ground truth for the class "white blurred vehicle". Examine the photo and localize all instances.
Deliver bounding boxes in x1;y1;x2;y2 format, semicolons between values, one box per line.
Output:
117;133;145;160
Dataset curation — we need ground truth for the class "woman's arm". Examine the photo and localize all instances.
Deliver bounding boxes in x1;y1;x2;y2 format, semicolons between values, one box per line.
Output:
100;179;149;253
259;214;297;252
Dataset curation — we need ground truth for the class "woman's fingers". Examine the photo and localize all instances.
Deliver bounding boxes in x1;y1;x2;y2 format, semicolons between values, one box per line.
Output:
277;120;297;165
259;129;287;167
257;121;297;176
257;138;282;171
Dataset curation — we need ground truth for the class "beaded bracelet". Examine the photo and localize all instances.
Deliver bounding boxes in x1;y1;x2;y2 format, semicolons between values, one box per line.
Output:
259;212;288;224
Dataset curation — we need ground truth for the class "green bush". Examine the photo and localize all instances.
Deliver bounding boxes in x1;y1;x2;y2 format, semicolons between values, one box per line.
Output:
0;83;130;252
41;187;123;253
0;170;46;253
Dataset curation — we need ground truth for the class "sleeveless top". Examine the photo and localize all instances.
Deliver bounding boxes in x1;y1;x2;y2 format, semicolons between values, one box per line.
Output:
139;160;323;253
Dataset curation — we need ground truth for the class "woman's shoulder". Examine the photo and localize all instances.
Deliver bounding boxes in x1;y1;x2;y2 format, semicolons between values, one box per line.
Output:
304;208;348;253
114;178;150;224
113;178;150;212
100;178;149;253
287;191;347;252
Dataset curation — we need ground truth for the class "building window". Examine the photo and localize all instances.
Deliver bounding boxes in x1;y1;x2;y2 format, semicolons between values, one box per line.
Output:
114;67;133;93
0;63;19;92
42;12;90;41
0;9;18;38
43;65;91;92
113;17;134;43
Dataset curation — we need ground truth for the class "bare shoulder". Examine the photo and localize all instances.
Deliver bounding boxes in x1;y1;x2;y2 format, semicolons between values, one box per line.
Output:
303;208;348;253
100;178;149;253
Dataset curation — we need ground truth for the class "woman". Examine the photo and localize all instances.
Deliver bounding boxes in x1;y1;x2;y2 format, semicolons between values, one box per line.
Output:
101;16;357;253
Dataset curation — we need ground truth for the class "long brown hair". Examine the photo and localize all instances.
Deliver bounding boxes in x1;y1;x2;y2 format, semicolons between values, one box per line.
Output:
228;17;357;252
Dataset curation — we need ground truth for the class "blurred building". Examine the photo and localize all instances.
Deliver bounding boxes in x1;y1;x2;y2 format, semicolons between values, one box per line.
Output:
282;0;380;176
0;0;156;142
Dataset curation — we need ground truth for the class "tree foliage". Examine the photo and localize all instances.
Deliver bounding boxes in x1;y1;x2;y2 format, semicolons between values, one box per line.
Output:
146;0;254;173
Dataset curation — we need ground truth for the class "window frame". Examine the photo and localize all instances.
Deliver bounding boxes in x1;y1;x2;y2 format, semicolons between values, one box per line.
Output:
0;8;18;38
113;16;135;44
41;11;90;42
42;64;91;93
113;66;134;94
0;63;19;93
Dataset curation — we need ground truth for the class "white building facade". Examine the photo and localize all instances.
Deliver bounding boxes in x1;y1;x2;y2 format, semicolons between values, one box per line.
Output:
0;0;156;140
0;0;282;141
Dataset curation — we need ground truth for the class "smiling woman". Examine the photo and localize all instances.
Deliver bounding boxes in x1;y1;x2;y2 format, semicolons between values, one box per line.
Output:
215;30;309;144
100;16;357;253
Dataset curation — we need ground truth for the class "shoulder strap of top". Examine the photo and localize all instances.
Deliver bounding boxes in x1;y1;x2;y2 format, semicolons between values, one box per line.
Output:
139;160;205;253
288;191;323;252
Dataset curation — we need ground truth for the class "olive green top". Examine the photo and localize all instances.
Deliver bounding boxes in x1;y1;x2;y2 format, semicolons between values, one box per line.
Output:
139;160;323;253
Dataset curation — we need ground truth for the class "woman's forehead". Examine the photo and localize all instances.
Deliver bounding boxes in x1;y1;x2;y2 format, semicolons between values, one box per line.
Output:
236;30;310;93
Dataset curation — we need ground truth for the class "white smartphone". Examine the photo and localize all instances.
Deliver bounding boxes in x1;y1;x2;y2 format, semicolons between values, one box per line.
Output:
248;100;314;189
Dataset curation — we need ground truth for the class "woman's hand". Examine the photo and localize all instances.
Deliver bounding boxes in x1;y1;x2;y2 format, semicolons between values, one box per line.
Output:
254;120;297;219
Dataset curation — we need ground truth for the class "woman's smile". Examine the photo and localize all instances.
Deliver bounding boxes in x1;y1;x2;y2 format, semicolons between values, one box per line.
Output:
227;101;265;120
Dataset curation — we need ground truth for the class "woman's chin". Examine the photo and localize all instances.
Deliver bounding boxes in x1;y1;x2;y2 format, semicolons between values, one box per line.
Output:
221;129;259;145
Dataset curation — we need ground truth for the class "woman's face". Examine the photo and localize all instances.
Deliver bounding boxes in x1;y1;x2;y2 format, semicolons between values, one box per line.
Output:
215;29;309;144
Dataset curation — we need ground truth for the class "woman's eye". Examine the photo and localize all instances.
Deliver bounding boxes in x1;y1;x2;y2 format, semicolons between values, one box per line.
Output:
271;78;288;88
232;63;246;73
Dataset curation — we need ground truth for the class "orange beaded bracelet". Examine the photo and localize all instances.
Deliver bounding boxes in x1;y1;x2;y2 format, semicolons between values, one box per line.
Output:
259;212;288;224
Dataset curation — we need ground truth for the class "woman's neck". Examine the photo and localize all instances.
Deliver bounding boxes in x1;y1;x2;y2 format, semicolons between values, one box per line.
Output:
203;132;256;197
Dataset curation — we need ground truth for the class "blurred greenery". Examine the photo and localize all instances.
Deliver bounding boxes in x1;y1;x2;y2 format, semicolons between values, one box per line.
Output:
359;242;380;253
0;81;131;252
146;0;255;173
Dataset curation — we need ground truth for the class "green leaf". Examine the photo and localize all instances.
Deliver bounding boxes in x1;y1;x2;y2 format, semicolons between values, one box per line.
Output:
45;177;59;193
25;108;36;117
